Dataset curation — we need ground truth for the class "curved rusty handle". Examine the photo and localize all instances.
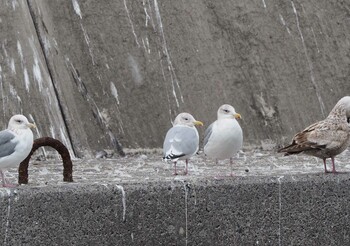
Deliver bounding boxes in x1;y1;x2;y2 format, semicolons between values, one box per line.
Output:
18;137;74;184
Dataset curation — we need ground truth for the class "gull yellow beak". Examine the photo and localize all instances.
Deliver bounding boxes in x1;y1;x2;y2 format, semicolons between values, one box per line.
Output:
27;123;36;129
194;120;204;126
234;113;241;119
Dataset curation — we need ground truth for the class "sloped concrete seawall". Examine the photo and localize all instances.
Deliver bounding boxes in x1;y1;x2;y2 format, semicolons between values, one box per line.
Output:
1;0;350;157
1;175;350;245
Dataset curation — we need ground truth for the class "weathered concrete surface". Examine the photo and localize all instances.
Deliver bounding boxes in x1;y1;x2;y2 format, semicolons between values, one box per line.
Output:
0;1;74;155
0;150;350;245
1;0;350;157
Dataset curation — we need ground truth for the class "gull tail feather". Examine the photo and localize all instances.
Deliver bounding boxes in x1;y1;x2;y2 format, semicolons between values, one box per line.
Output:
163;153;185;161
278;143;326;155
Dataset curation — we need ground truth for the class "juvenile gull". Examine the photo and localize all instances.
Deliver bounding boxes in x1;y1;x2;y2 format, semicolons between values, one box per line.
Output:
0;115;35;187
163;113;203;175
204;104;243;175
278;96;350;173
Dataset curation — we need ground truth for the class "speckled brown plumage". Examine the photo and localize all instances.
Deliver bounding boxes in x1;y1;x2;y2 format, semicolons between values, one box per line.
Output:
278;96;350;173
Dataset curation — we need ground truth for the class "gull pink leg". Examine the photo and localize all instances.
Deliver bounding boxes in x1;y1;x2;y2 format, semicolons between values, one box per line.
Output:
331;157;337;173
174;162;178;175
230;158;235;176
184;159;188;175
0;170;17;188
0;170;5;187
323;159;329;173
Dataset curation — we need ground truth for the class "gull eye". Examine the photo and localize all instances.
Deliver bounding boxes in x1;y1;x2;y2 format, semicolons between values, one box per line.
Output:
15;119;22;123
223;109;229;113
184;117;189;121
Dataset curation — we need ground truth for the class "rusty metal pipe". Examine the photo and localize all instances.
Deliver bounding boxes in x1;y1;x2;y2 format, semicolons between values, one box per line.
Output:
18;137;74;184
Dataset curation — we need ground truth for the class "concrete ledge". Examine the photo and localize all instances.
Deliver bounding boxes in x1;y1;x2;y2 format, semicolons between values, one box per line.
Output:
1;150;350;245
1;173;350;245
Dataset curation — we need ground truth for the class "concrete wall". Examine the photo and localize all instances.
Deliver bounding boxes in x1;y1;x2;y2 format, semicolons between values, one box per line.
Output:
1;175;350;245
1;0;350;157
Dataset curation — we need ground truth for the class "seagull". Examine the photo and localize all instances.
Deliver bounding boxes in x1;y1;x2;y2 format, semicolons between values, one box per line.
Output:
0;115;36;187
163;113;203;175
278;96;350;173
204;104;243;175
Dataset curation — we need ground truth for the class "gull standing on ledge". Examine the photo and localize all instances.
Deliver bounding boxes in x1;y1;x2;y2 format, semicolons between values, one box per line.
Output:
204;104;243;175
278;96;350;173
163;113;203;175
0;115;36;187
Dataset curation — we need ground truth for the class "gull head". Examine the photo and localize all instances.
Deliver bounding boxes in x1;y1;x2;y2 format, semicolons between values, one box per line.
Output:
173;113;203;127
217;104;241;120
8;115;36;130
338;96;350;118
331;96;350;121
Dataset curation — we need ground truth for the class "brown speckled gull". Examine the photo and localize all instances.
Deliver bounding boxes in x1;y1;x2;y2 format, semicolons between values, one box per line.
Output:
278;96;350;173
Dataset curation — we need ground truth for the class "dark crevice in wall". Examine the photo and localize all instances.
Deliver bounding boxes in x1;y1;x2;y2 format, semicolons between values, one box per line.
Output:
69;68;125;157
26;0;78;158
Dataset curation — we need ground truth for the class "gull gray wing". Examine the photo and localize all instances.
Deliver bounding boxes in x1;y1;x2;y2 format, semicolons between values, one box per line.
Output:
203;123;213;148
163;126;199;160
0;130;17;158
